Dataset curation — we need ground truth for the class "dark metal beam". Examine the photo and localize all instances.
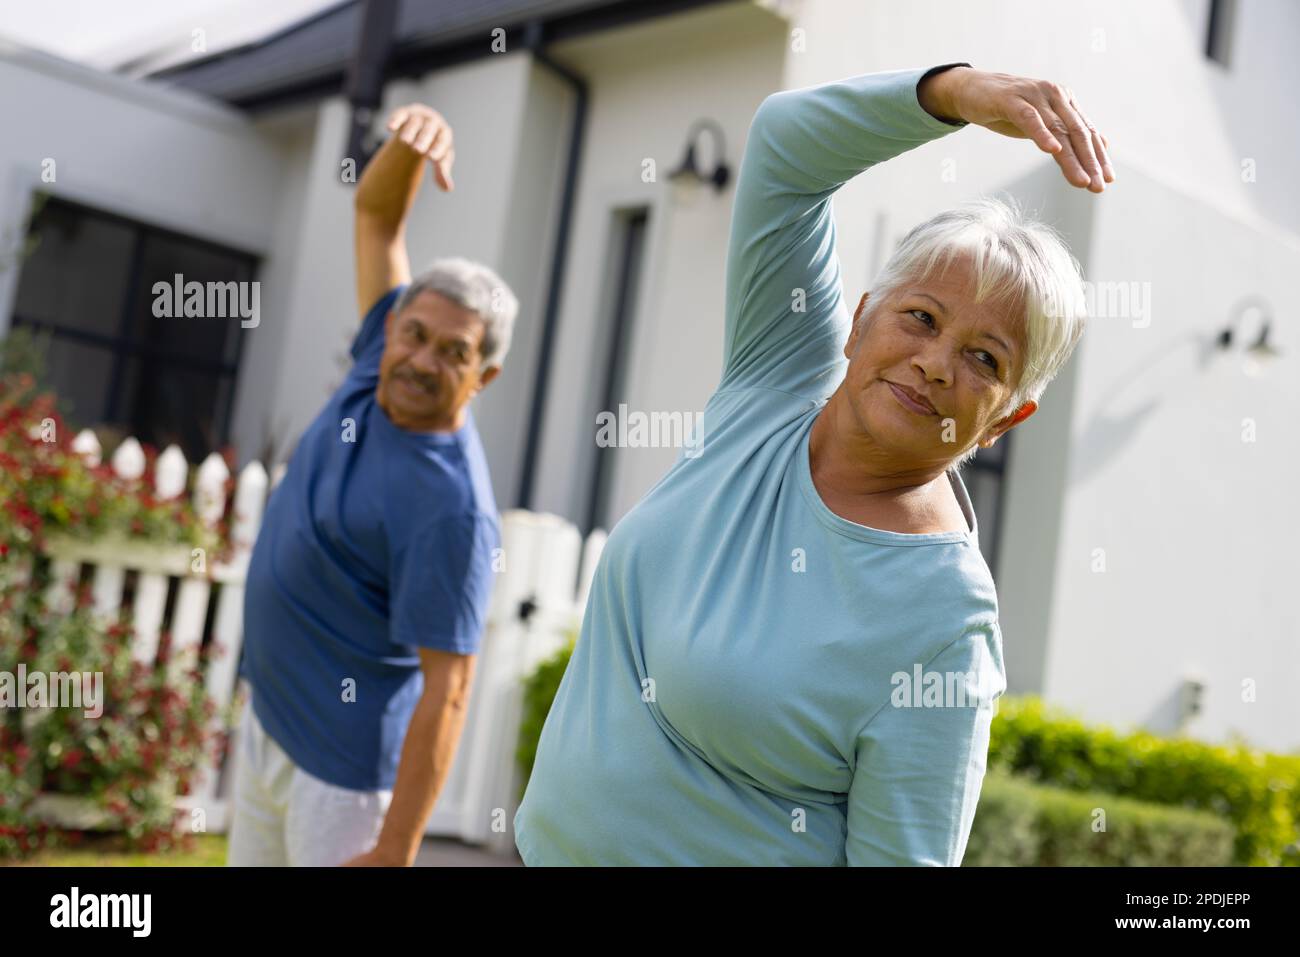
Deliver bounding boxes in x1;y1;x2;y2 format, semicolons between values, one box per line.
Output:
343;0;399;175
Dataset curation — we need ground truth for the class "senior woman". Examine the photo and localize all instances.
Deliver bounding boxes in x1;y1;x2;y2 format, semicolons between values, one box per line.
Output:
514;62;1110;865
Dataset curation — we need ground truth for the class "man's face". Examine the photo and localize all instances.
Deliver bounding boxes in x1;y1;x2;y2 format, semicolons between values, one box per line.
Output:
376;290;499;430
841;256;1036;467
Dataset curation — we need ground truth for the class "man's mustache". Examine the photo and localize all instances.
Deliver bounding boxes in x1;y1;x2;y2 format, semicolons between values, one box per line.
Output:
393;368;439;392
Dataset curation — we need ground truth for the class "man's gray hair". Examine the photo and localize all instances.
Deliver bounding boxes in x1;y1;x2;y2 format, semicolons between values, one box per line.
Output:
863;195;1088;468
394;257;519;369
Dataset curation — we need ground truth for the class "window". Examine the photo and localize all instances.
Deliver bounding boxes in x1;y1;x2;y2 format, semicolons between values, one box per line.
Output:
959;432;1012;581
1205;0;1237;67
9;195;258;461
585;208;649;535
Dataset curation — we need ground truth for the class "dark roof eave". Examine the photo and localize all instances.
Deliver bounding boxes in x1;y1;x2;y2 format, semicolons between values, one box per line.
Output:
152;0;731;113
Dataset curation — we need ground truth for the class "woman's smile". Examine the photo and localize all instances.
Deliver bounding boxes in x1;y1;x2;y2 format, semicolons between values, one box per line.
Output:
886;381;939;416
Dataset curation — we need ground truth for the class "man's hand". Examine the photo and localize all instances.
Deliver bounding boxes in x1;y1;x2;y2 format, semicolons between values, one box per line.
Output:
919;66;1114;193
384;104;456;191
341;847;408;867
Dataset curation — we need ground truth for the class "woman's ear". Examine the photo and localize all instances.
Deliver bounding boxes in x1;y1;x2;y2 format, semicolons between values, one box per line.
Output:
845;291;871;358
982;399;1038;445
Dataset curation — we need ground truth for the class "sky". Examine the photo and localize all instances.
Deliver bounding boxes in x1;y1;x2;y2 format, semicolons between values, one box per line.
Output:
0;0;339;71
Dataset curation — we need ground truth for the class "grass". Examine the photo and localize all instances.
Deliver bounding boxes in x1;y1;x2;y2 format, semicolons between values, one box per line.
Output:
6;833;228;867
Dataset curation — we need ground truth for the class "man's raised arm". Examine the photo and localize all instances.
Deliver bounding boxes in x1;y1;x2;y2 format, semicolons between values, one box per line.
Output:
353;104;456;316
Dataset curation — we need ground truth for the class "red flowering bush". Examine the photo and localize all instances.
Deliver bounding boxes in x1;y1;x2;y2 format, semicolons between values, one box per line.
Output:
0;372;226;858
29;594;217;843
0;576;220;857
0;720;56;858
0;372;214;553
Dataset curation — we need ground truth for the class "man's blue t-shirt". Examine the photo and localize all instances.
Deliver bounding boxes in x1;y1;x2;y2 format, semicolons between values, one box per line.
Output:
240;286;500;792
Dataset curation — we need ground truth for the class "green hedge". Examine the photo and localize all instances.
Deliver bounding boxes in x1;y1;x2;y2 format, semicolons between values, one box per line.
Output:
966;771;1235;866
988;696;1300;866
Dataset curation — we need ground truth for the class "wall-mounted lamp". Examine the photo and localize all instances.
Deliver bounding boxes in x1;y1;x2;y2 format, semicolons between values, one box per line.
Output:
1177;673;1206;733
1216;296;1283;377
668;119;731;193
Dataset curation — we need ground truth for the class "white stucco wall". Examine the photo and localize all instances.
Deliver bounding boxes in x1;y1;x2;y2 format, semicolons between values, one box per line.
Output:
533;1;788;525
1046;164;1300;752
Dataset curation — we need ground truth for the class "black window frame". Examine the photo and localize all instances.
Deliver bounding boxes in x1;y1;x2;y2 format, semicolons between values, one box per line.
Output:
1205;0;1237;67
585;206;651;536
960;432;1013;582
8;192;260;455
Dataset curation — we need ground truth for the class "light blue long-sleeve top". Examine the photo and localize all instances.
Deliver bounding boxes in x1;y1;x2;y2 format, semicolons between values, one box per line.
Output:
514;64;1007;866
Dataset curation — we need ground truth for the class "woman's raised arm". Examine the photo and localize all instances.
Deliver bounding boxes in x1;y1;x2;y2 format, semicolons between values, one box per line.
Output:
717;64;1113;401
719;65;972;398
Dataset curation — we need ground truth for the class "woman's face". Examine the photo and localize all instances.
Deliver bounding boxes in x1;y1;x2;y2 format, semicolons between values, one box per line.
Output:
840;258;1036;468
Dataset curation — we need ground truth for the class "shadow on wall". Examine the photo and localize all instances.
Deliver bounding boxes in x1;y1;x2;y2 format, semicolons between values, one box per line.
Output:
1142;679;1189;737
1071;330;1222;486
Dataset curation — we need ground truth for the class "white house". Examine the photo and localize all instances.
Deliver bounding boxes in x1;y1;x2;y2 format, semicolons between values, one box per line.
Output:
1;0;1297;755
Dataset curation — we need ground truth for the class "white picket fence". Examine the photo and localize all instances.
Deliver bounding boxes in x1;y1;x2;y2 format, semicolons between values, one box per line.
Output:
23;430;605;854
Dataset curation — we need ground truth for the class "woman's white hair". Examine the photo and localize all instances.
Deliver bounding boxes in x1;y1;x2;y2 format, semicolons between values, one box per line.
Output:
864;195;1088;468
394;256;519;370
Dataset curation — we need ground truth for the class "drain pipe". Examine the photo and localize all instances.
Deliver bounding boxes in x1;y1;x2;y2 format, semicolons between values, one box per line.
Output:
515;21;589;511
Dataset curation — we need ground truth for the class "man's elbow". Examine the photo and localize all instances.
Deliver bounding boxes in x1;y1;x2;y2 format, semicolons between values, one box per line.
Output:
419;650;477;710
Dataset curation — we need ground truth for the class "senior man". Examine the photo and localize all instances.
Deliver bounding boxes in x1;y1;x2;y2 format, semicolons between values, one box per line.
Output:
228;104;518;867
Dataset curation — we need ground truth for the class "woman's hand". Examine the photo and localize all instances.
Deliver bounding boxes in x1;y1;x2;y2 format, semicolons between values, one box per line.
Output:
920;66;1114;192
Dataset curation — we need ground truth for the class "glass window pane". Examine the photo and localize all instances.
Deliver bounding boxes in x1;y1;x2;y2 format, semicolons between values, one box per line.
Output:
964;466;1002;573
132;234;253;366
12;199;134;337
119;358;234;461
34;337;115;430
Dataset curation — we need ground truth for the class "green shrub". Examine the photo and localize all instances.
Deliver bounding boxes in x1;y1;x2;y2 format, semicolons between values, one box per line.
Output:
966;771;1235;866
989;696;1300;865
515;633;576;800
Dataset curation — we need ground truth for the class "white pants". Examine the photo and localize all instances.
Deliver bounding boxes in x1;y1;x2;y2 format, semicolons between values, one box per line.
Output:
226;695;393;867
